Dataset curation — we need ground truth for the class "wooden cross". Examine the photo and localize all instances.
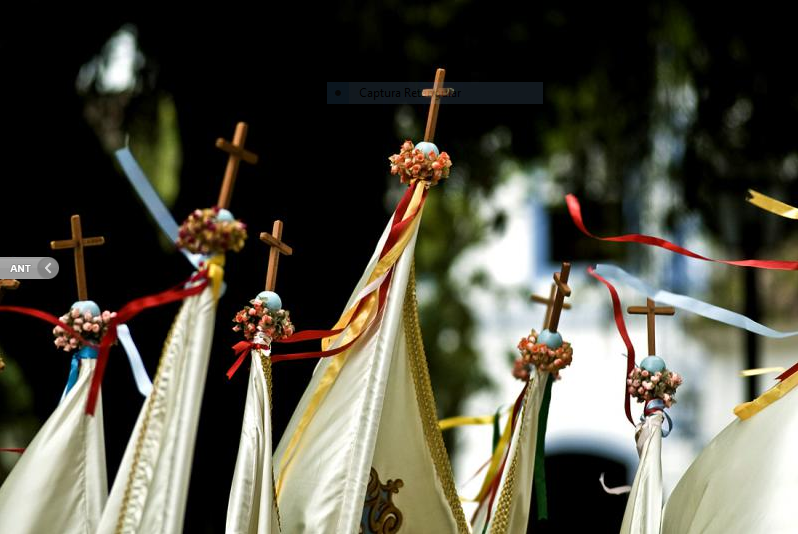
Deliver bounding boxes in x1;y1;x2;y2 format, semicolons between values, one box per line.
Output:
260;220;293;291
531;282;572;331
216;121;259;209
421;68;454;143
627;298;675;356
0;279;19;304
50;215;105;301
547;262;572;333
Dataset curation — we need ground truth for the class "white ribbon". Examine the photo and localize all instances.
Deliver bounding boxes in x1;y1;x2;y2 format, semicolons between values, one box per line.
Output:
595;264;798;338
117;324;153;397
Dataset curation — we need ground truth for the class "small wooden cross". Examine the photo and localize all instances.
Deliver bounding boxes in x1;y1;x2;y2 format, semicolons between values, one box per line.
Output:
530;282;572;331
547;262;572;333
0;279;19;304
627;298;675;356
51;215;105;301
216;122;259;209
421;68;454;143
260;220;293;291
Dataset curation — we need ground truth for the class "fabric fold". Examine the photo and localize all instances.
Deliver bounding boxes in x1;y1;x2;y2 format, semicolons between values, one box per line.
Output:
619;413;664;534
0;357;107;534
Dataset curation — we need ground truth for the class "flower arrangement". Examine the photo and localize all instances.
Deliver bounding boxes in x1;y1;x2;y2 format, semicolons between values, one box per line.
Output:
512;329;574;381
627;366;683;408
232;298;295;345
389;140;452;187
53;309;116;352
177;207;247;255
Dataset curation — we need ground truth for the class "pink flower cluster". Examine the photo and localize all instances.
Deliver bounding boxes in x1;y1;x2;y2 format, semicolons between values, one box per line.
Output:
627;367;683;408
232;298;295;344
177;207;247;255
389;140;452;187
53;308;116;352
512;329;574;381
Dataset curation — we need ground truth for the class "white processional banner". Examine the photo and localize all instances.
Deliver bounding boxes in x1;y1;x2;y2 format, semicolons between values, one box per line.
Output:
662;374;798;533
226;349;280;533
97;282;218;534
619;413;663;534
0;357;107;534
273;218;469;533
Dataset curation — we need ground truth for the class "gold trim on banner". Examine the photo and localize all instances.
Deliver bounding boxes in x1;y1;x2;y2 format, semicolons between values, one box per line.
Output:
277;184;426;492
489;378;536;534
116;311;180;534
735;367;798;420
747;189;798;219
403;263;470;533
438;414;496;431
258;349;282;530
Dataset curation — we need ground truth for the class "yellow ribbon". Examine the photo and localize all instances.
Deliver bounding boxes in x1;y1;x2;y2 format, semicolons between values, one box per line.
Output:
734;368;798;420
467;404;515;503
747;189;798;219
739;366;785;377
205;255;225;301
276;182;427;493
438;414;496;431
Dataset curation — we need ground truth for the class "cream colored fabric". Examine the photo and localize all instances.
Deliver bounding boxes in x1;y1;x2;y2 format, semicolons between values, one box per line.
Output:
619;413;663;534
274;220;465;533
481;371;548;534
0;358;106;534
662;385;798;534
97;284;217;534
226;349;280;534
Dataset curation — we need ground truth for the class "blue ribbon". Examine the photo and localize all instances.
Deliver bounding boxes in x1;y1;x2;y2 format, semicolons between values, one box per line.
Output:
594;264;798;338
60;345;98;402
642;399;673;437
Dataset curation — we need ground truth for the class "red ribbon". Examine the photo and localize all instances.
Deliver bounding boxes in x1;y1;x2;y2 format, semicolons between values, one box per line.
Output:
587;266;637;426
566;194;798;270
227;341;269;379
0;306;97;349
268;184;427;361
472;386;527;525
86;271;210;414
0;448;24;454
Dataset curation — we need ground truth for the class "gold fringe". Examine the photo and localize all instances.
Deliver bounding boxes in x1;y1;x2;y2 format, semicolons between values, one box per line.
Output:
258;350;282;530
489;380;534;534
116;314;179;534
403;262;469;534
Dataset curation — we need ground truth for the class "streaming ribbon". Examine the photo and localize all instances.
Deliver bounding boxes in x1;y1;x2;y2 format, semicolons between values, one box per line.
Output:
587;266;638;425
747;189;798;219
566;193;798;270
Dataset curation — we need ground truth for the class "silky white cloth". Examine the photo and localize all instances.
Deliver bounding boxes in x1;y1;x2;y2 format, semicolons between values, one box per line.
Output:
619;413;663;534
0;357;107;534
226;349;280;534
662;386;798;533
274;218;465;533
476;371;548;534
97;284;217;534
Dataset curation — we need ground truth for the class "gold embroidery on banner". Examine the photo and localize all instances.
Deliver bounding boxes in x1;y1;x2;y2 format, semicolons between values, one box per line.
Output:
258;350;282;530
360;467;404;533
116;314;180;534
403;263;470;534
489;379;535;534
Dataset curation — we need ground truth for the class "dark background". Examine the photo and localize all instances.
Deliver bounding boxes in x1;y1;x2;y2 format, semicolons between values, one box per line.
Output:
3;6;798;533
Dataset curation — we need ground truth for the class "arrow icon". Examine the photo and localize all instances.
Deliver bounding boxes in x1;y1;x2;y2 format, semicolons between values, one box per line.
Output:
45;262;52;274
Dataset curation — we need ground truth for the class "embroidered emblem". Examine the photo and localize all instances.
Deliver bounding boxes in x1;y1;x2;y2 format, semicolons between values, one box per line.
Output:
360;467;404;533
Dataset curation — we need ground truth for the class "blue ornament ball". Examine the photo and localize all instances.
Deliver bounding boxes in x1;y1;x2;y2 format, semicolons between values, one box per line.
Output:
256;290;282;311
537;329;563;349
216;208;235;222
640;355;666;373
414;141;439;157
71;300;101;316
